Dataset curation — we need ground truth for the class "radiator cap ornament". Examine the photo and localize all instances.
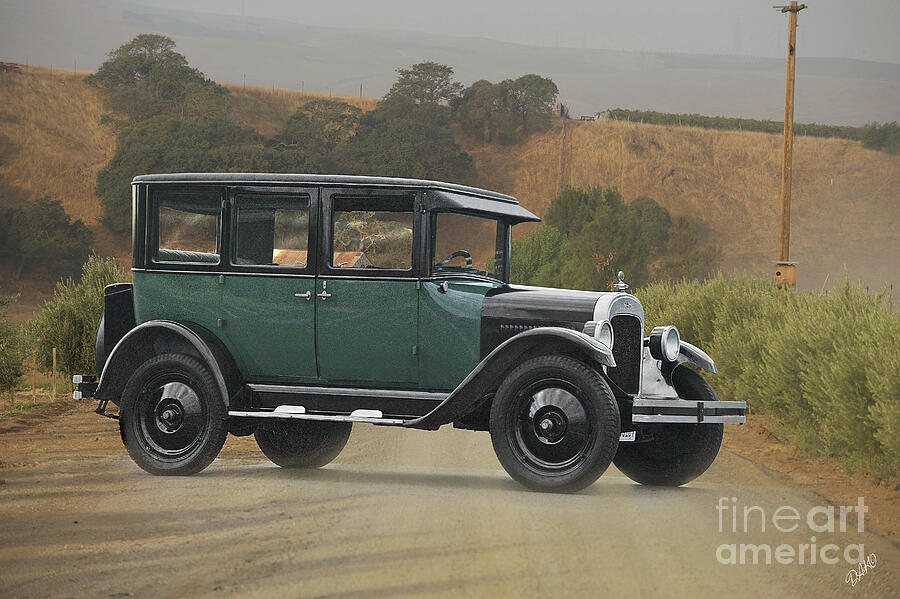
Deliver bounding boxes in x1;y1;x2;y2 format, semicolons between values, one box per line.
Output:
614;270;629;292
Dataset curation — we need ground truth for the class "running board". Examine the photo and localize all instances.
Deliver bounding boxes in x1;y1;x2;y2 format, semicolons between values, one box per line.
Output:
228;405;410;426
631;399;746;424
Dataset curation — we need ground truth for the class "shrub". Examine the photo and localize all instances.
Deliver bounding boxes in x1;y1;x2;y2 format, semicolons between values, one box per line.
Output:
636;275;900;481
28;255;126;377
861;121;900;154
0;296;25;394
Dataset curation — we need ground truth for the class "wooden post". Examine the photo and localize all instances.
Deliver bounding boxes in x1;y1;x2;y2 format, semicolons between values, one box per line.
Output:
773;2;806;287
52;347;57;397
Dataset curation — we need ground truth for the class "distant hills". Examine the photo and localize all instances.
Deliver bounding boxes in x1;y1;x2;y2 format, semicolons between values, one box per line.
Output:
2;0;899;125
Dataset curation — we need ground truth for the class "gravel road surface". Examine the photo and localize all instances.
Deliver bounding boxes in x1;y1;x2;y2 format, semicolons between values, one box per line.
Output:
1;403;897;598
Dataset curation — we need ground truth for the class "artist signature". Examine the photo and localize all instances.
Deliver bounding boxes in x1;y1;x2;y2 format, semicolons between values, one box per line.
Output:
845;553;877;587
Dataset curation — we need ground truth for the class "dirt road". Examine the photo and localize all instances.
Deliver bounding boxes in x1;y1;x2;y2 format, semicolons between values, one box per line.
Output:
1;403;897;598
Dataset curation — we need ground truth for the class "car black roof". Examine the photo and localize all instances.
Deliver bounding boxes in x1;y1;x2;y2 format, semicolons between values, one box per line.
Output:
133;173;541;223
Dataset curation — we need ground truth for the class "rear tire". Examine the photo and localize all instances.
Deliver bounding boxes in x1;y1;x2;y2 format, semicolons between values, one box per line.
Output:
120;353;227;476
614;365;723;487
254;420;352;468
490;355;620;493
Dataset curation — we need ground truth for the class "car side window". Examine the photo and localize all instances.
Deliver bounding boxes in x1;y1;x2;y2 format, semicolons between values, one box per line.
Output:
331;196;413;270
233;194;310;268
153;189;221;265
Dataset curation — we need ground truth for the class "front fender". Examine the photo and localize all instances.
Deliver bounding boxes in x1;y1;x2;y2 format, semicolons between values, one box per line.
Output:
678;341;717;374
405;327;613;430
96;320;235;407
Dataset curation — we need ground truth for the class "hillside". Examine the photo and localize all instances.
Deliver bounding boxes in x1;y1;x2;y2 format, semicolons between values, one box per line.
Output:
1;68;898;320
3;0;900;124
461;119;900;290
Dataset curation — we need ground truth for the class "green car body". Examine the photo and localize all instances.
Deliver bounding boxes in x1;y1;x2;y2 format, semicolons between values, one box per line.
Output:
75;173;744;492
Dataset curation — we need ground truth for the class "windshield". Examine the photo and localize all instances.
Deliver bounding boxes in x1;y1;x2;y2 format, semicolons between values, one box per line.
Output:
431;212;506;282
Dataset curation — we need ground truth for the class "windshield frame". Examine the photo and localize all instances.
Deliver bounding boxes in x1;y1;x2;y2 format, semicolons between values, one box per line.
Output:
427;210;510;284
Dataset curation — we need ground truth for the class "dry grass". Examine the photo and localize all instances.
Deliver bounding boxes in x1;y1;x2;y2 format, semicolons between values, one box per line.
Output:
0;67;115;226
225;83;379;137
2;68;897;301
462;118;900;289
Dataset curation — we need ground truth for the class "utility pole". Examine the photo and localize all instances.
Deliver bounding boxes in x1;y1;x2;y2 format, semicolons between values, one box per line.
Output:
773;2;806;288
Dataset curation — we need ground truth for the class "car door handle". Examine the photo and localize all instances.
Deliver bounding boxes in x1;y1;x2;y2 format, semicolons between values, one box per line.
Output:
294;291;311;301
317;290;332;300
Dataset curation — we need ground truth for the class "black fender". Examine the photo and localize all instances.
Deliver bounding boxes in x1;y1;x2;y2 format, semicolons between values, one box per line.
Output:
405;327;614;430
95;320;243;408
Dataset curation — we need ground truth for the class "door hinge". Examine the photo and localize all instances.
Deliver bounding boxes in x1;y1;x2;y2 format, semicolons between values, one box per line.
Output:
412;344;418;356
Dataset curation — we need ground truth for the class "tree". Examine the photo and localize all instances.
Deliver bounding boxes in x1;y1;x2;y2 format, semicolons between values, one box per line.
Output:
385;61;464;105
501;74;559;133
510;187;720;290
454;80;519;144
86;34;228;121
333;96;476;183
273;100;362;155
97;116;322;233
510;226;565;285
631;196;672;255
0;197;93;280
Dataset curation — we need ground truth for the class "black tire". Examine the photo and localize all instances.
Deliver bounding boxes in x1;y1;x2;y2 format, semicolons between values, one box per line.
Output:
119;353;227;476
614;365;723;487
489;355;620;493
254;420;352;468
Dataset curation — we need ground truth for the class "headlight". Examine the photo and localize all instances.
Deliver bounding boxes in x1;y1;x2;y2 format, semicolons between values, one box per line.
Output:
583;320;614;349
595;320;614;349
649;325;681;362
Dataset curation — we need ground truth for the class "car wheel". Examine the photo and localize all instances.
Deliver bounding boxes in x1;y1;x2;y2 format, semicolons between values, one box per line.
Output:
489;355;620;493
120;353;227;476
254;420;352;468
614;365;723;487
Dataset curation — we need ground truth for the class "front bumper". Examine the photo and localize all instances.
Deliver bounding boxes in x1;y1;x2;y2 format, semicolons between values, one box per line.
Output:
632;398;746;424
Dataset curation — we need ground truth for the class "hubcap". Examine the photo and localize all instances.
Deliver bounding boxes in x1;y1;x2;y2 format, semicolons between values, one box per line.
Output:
512;378;592;473
137;380;207;459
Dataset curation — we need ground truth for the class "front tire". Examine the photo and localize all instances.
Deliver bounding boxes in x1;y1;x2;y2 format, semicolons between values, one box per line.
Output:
490;355;620;493
614;365;723;487
120;353;227;476
254;420;352;468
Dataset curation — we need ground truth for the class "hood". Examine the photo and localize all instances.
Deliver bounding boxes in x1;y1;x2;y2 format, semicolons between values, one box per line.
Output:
480;285;643;358
482;285;606;323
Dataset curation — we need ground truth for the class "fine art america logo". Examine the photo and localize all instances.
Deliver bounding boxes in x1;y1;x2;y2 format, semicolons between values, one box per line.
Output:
714;496;876;575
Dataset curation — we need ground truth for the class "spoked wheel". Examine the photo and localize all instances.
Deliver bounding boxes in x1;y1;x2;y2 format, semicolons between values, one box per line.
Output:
490;355;620;493
120;353;227;476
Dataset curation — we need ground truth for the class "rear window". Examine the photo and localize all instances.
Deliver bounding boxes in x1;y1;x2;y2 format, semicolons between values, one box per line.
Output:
152;189;221;265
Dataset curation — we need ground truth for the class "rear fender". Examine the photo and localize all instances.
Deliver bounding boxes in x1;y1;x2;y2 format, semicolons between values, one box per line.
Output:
406;327;614;430
96;320;241;408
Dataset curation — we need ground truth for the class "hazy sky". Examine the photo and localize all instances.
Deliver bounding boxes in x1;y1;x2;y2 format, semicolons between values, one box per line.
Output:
131;0;900;64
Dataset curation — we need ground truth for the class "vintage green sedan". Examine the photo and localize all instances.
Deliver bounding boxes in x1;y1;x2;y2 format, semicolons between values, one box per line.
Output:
74;173;745;492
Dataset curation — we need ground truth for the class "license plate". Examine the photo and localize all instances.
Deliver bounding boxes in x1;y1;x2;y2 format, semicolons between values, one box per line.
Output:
619;431;636;442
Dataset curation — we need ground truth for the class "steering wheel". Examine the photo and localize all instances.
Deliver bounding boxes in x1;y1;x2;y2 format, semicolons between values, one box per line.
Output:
434;249;473;269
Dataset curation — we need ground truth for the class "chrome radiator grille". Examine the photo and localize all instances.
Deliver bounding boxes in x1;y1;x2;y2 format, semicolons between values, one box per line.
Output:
608;315;642;395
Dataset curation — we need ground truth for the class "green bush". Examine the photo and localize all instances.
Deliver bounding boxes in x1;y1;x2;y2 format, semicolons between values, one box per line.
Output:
0;296;25;394
636;275;900;481
861;121;900;154
28;255;126;377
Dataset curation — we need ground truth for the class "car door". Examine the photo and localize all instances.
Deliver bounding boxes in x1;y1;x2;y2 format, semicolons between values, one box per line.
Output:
315;188;419;386
219;187;319;381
